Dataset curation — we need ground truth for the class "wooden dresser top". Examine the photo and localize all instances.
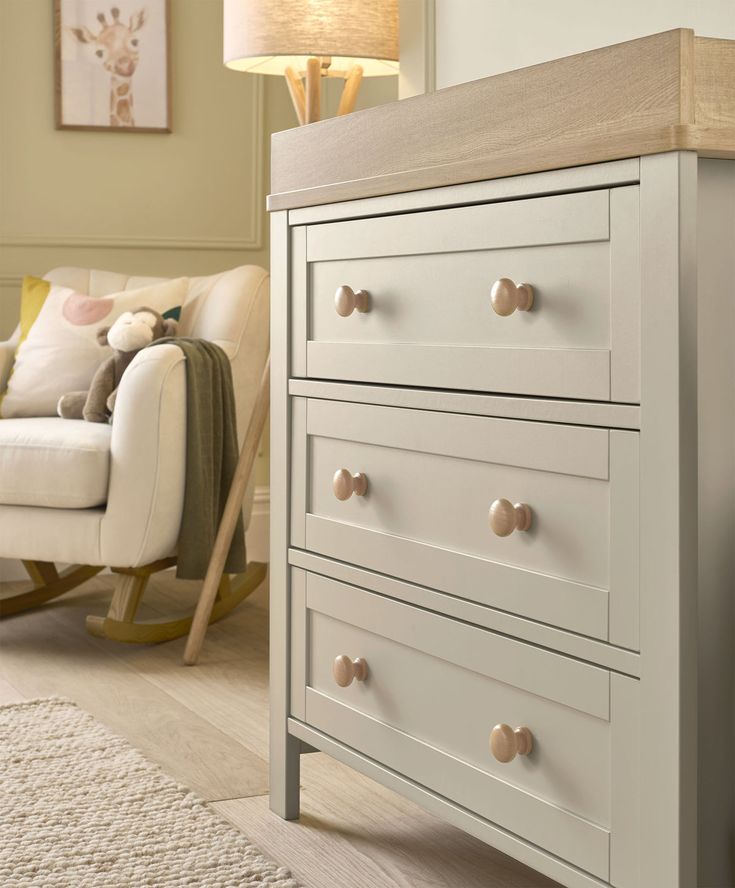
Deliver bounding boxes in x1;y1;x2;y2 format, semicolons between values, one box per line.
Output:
268;29;735;211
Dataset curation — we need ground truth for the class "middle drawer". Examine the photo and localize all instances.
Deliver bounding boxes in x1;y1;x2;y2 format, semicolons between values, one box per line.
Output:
291;397;639;648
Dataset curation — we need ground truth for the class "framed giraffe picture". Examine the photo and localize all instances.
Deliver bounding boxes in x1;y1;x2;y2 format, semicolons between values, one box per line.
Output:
54;0;171;132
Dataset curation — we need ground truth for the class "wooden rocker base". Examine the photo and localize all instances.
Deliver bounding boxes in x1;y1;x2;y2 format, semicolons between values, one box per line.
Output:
0;563;104;618
85;560;267;645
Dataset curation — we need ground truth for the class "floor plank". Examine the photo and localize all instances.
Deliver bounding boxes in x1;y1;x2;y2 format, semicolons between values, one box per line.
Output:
90;576;273;760
0;580;268;802
0;675;25;704
0;571;562;887
215;754;558;888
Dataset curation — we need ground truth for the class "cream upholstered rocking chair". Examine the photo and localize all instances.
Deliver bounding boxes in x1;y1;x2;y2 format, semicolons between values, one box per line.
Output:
0;265;269;659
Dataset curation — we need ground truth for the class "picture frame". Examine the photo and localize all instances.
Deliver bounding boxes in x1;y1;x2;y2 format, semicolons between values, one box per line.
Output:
54;0;171;133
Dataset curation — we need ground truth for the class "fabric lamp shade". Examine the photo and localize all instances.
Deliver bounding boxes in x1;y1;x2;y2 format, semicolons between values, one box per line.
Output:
223;0;399;76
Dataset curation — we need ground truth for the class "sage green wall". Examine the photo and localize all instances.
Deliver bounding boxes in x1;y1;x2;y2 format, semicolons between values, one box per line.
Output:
0;0;397;496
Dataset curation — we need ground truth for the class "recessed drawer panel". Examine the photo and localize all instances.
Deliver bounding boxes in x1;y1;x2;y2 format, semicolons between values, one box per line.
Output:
292;187;640;402
290;570;641;883
291;397;640;648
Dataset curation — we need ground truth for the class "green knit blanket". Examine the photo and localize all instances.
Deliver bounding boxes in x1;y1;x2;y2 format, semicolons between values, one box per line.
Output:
150;338;246;580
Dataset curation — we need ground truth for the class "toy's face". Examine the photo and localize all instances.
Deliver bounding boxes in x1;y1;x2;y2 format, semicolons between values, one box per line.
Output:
107;310;159;352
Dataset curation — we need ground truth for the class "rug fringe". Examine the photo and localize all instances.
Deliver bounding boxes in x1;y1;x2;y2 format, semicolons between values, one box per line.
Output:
0;695;76;711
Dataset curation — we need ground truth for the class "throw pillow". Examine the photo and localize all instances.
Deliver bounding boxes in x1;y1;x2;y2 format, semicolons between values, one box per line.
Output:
0;276;52;414
0;277;188;418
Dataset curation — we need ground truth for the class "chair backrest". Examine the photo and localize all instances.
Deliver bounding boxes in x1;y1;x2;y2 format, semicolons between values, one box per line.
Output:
44;266;270;527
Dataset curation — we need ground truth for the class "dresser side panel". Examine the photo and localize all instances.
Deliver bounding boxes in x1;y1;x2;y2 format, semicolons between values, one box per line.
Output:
639;151;699;887
697;156;735;888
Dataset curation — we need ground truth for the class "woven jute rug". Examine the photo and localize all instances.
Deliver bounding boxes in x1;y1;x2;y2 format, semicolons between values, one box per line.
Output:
0;698;299;887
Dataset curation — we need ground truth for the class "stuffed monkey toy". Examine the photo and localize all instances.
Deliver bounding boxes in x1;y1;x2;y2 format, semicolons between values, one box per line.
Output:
58;307;178;423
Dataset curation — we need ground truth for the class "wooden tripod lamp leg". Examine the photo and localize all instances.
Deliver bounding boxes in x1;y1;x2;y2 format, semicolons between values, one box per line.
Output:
284;66;306;125
183;357;271;665
337;65;364;116
285;61;363;126
304;57;321;124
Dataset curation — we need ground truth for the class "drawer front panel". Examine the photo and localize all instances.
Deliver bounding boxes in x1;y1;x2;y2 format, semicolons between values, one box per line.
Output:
311;244;610;349
291;571;641;881
292;397;640;646
294;187;640;402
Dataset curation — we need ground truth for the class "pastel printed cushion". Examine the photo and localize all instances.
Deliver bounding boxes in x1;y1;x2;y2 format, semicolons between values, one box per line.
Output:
1;277;188;418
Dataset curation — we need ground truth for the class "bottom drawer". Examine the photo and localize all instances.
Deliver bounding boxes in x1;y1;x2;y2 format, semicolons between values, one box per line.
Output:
290;569;640;886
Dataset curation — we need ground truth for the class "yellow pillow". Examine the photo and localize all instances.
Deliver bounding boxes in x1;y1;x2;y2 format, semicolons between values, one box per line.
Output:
0;276;50;414
19;276;51;343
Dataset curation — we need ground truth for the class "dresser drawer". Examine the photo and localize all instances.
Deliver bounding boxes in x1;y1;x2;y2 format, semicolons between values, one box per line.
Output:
292;186;640;402
290;570;640;883
291;397;639;648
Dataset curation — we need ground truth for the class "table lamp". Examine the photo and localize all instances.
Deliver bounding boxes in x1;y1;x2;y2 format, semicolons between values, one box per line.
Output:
223;0;399;125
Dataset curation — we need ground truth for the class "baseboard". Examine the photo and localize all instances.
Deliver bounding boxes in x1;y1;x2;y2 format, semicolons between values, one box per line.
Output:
246;485;270;564
0;486;271;583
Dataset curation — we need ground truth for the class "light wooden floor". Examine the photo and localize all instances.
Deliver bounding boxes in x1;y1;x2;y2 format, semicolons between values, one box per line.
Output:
0;572;559;888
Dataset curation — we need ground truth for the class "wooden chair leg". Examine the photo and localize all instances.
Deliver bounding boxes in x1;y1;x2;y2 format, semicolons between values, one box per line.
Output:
183;357;270;666
23;560;60;586
84;562;266;644
109;573;149;622
85;576;147;637
0;564;103;618
85;557;175;638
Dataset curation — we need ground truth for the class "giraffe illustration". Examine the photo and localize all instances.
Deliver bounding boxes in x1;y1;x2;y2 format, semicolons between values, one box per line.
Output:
70;7;146;127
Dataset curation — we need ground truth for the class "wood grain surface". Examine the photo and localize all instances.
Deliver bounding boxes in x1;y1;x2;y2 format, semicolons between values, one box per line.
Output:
269;30;735;210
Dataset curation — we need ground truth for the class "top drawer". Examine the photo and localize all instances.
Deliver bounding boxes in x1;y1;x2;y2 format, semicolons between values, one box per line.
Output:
291;187;640;402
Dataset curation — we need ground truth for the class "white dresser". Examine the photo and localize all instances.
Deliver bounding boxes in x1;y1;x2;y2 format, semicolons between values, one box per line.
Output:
269;30;735;888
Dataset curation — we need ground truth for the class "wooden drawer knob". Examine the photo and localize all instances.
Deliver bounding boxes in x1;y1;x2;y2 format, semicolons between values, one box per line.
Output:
333;468;368;501
333;654;368;687
490;723;534;763
489;498;532;536
335;285;370;317
490;278;534;316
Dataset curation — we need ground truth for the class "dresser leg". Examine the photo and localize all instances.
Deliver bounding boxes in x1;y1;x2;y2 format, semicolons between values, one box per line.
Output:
270;731;301;820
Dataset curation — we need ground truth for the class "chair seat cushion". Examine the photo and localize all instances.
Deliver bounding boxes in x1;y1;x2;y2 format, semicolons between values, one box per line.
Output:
0;417;111;508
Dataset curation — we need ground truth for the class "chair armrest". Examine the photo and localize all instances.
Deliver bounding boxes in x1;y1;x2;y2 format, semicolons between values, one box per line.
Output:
99;343;187;568
0;340;16;395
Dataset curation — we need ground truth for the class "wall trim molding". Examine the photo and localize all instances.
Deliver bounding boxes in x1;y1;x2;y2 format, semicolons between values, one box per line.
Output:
0;234;260;251
0;275;23;287
0;77;266;254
